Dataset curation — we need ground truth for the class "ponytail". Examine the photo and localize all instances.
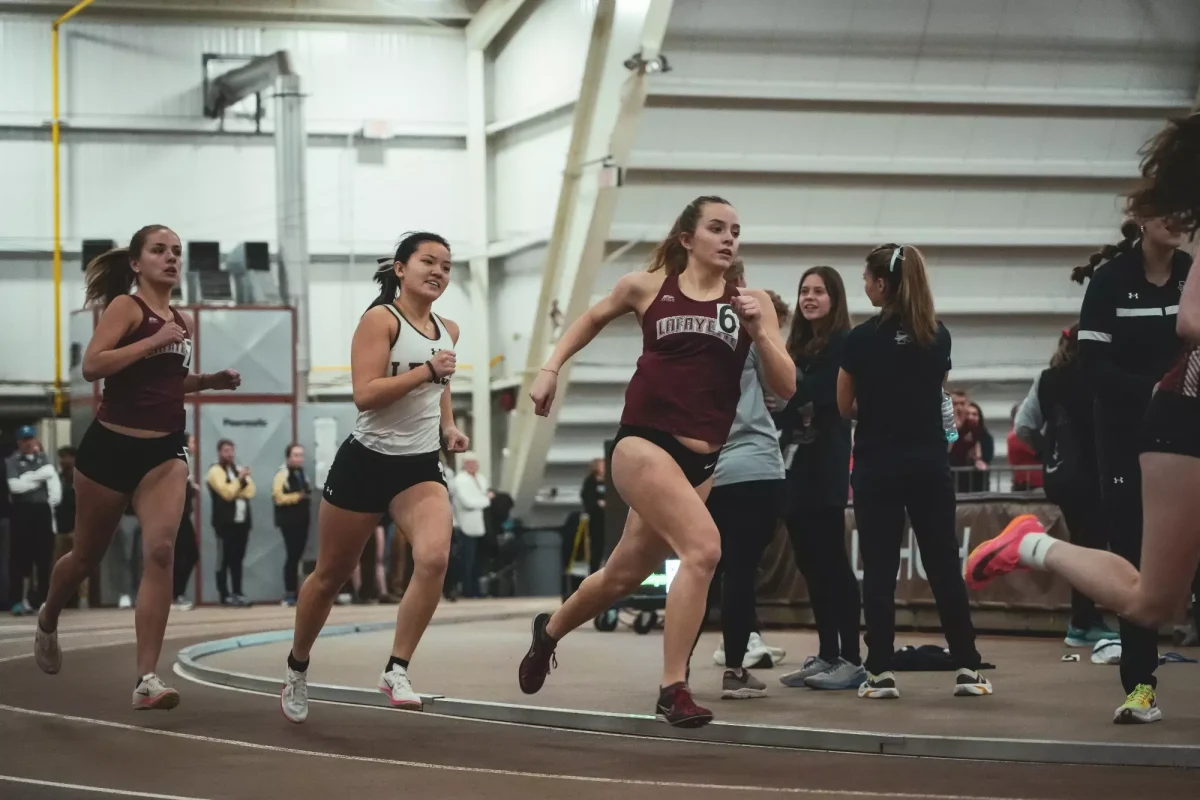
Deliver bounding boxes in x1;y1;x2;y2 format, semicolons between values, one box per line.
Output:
865;243;937;346
647;195;732;275
1071;220;1139;284
83;224;169;308
367;230;450;312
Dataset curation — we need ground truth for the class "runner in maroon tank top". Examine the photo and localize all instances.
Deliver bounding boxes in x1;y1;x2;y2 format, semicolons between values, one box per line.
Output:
518;196;795;726
34;225;242;710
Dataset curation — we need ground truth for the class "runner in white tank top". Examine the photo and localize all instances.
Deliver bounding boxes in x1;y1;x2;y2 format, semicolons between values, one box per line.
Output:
280;232;470;725
354;306;452;455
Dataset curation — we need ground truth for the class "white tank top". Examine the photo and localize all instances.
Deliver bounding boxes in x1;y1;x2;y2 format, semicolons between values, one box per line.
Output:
352;305;451;456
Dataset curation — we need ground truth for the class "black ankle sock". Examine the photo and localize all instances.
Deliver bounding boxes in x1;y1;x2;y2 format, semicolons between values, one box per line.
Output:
386;656;410;672
287;651;309;673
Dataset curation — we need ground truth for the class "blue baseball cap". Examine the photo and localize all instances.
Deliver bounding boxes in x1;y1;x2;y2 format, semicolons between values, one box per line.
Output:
15;425;36;440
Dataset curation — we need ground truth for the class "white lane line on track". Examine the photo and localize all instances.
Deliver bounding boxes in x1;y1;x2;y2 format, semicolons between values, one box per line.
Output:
0;703;1045;800
0;775;211;799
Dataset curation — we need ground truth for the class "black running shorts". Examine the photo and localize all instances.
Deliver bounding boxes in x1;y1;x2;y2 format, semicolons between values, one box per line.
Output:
321;435;446;514
1141;390;1200;460
613;425;720;488
75;420;189;495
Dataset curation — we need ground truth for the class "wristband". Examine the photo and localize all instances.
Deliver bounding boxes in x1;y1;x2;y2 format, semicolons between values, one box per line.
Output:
425;361;438;383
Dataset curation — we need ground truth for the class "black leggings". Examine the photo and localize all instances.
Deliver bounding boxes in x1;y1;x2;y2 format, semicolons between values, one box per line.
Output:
214;523;250;600
279;523;308;595
9;505;54;609
853;449;980;676
172;519;198;599
1096;424;1158;693
706;480;784;670
785;505;861;664
1054;484;1107;630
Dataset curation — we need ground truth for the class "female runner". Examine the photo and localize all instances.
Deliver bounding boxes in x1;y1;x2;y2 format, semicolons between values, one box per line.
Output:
517;196;795;727
34;225;241;709
968;113;1200;725
280;231;469;724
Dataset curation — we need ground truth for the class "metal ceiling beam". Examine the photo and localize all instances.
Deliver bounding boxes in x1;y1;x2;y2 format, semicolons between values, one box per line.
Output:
502;0;676;513
0;0;475;25
464;0;526;50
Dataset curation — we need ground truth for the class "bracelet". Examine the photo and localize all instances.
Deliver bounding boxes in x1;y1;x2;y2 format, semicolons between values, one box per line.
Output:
540;367;559;374
425;361;439;383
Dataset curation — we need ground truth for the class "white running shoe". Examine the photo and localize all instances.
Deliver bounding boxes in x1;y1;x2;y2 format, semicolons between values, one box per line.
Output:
172;597;194;611
748;632;786;666
713;632;785;669
378;664;423;710
133;673;180;710
34;621;61;674
281;667;309;724
118;594;133;610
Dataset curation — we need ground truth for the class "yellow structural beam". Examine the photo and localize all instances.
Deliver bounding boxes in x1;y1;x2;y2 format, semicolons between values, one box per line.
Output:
51;0;96;416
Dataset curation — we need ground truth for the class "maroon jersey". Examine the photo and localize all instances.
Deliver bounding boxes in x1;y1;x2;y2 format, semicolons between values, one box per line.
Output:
620;273;752;444
1159;344;1200;398
96;295;192;433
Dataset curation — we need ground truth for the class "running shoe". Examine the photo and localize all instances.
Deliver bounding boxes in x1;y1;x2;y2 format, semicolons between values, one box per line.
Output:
721;669;767;699
714;632;785;668
1065;622;1119;648
656;682;713;727
518;612;558;695
804;658;867;690
133;674;180;710
964;514;1043;590
857;671;900;699
779;655;832;687
34;620;60;675
378;664;423;710
1113;684;1162;724
172;597;194;612
281;667;308;724
953;668;994;697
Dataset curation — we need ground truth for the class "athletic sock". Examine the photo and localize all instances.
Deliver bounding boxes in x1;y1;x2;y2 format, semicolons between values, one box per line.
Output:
287;651;309;673
1017;532;1057;570
386;656;410;672
38;618;55;635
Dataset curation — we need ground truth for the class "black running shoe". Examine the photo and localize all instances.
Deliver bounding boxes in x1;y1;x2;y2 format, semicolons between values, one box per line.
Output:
656;682;713;728
518;613;558;695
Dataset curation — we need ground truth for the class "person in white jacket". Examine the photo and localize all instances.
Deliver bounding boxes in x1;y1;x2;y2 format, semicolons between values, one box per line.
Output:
452;452;491;598
6;427;61;615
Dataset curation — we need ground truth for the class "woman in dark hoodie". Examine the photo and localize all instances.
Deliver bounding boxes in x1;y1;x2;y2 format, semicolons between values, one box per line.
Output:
775;266;863;690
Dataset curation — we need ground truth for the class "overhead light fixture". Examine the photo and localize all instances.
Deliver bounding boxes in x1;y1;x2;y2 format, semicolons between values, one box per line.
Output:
623;50;671;75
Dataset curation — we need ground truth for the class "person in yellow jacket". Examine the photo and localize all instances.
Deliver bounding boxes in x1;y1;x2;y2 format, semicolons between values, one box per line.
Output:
206;439;256;607
272;444;312;606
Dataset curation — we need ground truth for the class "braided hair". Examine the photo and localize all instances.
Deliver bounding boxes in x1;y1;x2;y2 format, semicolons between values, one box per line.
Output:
1070;220;1140;285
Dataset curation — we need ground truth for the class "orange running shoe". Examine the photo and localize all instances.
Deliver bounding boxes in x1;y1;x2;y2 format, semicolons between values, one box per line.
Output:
964;514;1045;590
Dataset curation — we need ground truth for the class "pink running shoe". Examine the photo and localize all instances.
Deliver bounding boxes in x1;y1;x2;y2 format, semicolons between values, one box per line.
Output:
965;514;1044;590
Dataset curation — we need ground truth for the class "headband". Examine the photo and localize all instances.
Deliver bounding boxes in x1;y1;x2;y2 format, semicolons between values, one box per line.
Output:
889;246;905;273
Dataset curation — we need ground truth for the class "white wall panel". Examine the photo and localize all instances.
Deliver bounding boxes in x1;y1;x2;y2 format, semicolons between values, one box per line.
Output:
487;0;594;124
489;246;547;379
490;115;572;241
0;15;466;133
0;138;467;255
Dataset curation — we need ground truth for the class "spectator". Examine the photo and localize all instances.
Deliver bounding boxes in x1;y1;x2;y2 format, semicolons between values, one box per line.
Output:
6;426;60;615
948;393;985;493
967;402;994;492
1005;404;1042;491
272;443;312;607
451;451;491;598
0;437;10;608
206;438;255;607
171;434;199;611
580;457;607;574
53;446;85;609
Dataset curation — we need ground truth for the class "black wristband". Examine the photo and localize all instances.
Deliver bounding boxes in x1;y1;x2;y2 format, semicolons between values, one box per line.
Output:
425;361;438;383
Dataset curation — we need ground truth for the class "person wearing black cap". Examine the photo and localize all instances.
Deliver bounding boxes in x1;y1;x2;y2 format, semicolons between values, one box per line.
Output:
5;425;60;615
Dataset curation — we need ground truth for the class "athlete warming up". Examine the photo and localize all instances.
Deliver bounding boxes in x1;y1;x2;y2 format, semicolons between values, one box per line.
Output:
281;232;469;725
518;196;795;727
34;225;242;709
968;113;1200;725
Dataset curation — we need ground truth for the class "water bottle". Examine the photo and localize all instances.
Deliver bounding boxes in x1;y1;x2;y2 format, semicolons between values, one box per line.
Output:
941;392;959;443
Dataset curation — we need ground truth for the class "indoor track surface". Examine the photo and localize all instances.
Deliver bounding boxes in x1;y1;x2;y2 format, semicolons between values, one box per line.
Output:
1;601;1196;800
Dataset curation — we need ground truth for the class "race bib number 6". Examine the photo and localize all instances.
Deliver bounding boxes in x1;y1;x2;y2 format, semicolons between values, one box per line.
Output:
716;303;740;337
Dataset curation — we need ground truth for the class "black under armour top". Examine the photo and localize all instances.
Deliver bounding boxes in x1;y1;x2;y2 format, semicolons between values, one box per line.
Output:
1077;246;1191;425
